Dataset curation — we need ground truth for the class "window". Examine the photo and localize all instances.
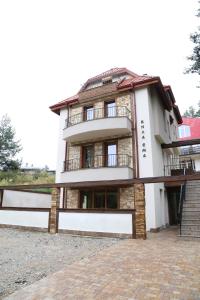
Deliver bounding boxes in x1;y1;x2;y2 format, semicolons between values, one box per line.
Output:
178;125;191;138
102;76;112;85
105;142;117;166
80;191;93;209
80;189;118;209
105;101;116;117
169;115;174;125
107;190;118;209
84;106;94;121
94;191;105;208
82;145;94;168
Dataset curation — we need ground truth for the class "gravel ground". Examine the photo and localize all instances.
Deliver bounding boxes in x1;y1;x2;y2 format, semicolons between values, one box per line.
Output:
0;228;120;298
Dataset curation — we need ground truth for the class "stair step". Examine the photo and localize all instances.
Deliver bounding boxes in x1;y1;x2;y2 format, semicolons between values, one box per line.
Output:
182;211;200;215
186;181;200;185
182;219;200;225
181;225;200;230
185;201;200;203
185;194;200;201
181;228;200;235
183;208;200;212
180;234;200;238
185;195;200;198
186;190;200;192
182;231;200;234
183;204;200;208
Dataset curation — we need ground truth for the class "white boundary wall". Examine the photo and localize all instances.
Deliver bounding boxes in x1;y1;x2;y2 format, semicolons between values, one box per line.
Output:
59;212;132;234
2;190;51;208
0;210;49;228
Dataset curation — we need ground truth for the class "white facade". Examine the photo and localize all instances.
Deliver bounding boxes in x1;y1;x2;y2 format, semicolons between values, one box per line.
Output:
56;108;68;183
53;69;181;233
135;87;177;230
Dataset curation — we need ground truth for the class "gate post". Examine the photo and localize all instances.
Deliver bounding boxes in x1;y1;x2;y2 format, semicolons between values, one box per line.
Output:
49;188;60;234
134;183;146;239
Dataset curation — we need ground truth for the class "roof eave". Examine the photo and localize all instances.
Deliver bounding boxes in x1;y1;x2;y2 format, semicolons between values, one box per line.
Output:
50;98;79;115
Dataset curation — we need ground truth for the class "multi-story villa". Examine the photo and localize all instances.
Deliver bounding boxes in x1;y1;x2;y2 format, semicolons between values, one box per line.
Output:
50;67;182;232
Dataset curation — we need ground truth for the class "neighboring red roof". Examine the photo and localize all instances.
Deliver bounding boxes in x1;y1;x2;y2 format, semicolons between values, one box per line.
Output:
179;117;200;140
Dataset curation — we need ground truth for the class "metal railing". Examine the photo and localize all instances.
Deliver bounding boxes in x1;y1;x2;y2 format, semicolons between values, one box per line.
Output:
164;157;195;176
177;168;186;236
64;106;131;128
63;154;132;171
180;145;200;156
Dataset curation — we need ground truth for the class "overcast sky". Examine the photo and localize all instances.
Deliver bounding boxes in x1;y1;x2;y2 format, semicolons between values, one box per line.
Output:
0;0;199;169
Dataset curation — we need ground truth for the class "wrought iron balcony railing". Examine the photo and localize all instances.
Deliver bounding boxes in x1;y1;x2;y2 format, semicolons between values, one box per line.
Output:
63;154;132;172
180;145;200;156
64;106;131;128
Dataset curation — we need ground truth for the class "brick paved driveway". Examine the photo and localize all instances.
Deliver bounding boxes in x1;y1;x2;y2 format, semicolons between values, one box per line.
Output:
5;227;200;300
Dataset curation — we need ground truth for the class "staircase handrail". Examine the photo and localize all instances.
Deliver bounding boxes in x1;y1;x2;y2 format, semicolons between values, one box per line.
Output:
178;167;186;236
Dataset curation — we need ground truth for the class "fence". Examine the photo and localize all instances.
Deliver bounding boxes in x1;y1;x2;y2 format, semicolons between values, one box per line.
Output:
58;209;135;238
1;173;200;239
2;189;51;208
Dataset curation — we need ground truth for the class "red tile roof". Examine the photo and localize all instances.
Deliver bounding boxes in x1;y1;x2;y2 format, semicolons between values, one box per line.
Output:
49;94;79;114
117;75;156;89
86;67;138;82
79;67;139;92
49;67;182;125
179;117;200;140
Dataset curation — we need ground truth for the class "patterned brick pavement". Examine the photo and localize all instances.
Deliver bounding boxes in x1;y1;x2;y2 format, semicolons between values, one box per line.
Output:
5;227;200;300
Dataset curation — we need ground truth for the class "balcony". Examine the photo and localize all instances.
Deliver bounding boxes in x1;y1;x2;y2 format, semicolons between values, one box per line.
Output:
180;145;200;156
63;106;132;142
164;157;196;176
61;154;133;183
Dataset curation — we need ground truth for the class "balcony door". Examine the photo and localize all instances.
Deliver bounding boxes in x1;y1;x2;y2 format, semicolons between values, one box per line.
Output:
82;145;94;168
105;101;116;117
84;106;94;121
105;142;117;167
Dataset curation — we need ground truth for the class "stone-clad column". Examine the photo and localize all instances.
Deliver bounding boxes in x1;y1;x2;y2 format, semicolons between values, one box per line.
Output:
134;183;146;239
49;188;60;234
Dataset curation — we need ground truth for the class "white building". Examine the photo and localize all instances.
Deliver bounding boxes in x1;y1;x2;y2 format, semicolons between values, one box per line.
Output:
50;68;182;232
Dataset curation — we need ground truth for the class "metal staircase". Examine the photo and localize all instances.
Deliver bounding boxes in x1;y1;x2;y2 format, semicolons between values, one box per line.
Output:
181;180;200;238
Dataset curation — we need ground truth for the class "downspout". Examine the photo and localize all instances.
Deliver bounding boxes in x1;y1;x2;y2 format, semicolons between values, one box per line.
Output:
131;90;140;178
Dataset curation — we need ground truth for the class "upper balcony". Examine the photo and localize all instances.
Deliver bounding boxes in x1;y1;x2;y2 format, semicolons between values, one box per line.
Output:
63;106;132;143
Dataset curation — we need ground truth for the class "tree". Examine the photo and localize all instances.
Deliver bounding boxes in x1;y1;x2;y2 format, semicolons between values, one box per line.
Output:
183;101;200;117
0;115;22;170
185;1;200;75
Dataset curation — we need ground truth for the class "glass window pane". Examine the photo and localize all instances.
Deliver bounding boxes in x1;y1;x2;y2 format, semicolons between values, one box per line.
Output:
83;146;94;168
94;192;105;208
178;125;191;138
86;107;94;120
107;144;117;166
106;102;116;117
107;191;118;209
80;191;92;209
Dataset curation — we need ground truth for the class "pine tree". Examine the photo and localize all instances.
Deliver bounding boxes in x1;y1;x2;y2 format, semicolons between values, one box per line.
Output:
0;115;22;170
186;1;200;75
